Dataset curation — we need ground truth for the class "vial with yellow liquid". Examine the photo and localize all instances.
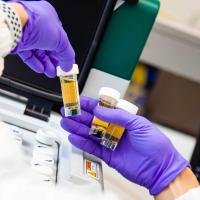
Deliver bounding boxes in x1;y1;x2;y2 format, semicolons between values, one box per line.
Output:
90;87;120;138
57;64;81;117
101;99;138;151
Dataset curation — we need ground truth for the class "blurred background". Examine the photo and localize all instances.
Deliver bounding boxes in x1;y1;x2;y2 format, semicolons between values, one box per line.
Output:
125;0;200;138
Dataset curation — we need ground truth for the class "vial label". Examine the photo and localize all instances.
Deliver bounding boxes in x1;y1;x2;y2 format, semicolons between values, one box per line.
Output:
84;159;100;180
101;140;116;151
60;76;81;117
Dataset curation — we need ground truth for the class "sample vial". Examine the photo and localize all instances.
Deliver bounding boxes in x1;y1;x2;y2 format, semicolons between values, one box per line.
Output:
57;64;81;117
101;99;138;151
90;87;120;138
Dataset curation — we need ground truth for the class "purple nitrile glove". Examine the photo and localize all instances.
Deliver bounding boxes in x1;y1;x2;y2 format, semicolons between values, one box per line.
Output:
61;96;190;196
13;1;75;78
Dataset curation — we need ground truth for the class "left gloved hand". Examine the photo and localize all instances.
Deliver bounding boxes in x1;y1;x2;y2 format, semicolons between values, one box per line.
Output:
61;96;190;196
13;1;75;77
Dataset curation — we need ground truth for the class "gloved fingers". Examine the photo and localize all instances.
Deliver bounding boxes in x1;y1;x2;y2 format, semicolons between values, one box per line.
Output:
60;107;65;117
19;50;44;74
60;107;94;126
61;118;88;136
34;50;56;78
68;134;103;159
47;51;59;68
55;29;75;72
61;118;101;143
80;96;98;114
94;106;138;129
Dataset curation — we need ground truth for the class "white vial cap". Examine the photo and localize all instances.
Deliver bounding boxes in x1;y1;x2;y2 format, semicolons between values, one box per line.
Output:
99;87;121;101
57;64;79;77
117;99;138;115
36;129;56;146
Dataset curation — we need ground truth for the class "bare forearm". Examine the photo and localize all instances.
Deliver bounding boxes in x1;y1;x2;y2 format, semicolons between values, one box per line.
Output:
155;168;199;200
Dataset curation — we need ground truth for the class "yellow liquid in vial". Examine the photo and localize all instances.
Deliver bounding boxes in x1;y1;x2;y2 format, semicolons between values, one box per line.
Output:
91;117;109;138
107;124;125;139
90;96;118;138
60;76;80;116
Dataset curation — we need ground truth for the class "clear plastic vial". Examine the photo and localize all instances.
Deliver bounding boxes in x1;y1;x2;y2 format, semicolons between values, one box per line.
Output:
57;64;81;117
90;87;121;138
101;99;138;151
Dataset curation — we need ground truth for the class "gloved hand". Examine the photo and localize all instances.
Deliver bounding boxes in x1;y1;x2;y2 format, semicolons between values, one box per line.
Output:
13;1;75;77
61;96;190;196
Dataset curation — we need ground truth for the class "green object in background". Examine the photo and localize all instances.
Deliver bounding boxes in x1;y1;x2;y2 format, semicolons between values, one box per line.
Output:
93;0;160;80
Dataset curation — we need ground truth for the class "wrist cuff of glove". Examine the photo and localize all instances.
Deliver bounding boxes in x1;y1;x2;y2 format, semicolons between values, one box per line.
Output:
149;157;191;196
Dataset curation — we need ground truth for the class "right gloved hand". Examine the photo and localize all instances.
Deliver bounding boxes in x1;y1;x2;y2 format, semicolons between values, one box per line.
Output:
61;96;190;196
13;1;75;78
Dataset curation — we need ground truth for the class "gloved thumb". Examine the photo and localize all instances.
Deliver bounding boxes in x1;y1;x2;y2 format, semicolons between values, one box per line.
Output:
56;29;75;72
93;106;138;129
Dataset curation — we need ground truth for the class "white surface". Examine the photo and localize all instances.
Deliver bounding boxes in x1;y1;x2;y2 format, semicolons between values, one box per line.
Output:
33;145;56;158
0;94;26;114
176;187;200;200
31;155;55;167
0;120;118;200
141;0;200;83
159;0;200;27
82;68;130;98
36;129;56;146
114;0;124;11
32;165;55;177
0;95;50;132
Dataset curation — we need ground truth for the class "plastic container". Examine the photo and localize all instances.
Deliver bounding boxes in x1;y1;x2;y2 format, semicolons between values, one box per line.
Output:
57;64;81;117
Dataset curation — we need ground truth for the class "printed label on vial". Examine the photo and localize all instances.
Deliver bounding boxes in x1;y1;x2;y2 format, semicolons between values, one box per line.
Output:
85;159;100;180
